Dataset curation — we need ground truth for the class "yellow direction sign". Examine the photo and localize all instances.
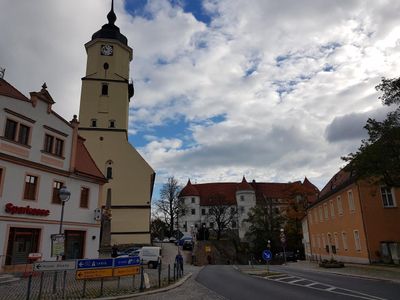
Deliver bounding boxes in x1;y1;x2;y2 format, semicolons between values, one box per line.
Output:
113;266;140;277
76;268;113;280
205;246;211;252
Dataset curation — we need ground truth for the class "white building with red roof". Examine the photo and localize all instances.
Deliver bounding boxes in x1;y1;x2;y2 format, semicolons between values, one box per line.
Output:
179;176;319;240
0;79;106;271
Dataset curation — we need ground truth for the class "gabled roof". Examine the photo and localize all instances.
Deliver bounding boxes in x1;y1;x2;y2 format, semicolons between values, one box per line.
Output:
74;136;107;182
193;183;238;206
0;79;30;101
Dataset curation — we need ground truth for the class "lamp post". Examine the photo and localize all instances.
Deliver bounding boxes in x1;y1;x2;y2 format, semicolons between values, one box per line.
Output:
52;186;70;294
280;228;287;265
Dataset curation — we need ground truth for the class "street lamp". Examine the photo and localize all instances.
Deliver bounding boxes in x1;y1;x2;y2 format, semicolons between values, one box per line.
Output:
58;186;71;236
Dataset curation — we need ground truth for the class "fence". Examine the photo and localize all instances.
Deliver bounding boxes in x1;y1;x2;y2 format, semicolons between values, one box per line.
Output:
1;260;185;300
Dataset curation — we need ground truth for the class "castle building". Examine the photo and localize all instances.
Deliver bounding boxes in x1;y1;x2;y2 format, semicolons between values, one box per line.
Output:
178;177;318;240
0;79;106;271
78;2;155;245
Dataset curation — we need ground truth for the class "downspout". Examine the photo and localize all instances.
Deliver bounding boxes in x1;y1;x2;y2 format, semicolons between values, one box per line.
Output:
356;182;372;264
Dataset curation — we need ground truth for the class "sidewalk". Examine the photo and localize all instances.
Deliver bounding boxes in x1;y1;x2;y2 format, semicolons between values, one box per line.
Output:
237;260;400;283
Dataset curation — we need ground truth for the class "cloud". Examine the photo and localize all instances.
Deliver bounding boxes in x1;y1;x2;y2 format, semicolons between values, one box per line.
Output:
2;0;400;194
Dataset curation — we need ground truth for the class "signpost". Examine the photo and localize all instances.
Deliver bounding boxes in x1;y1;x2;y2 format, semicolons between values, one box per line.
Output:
33;261;75;272
76;258;113;269
114;256;140;267
113;266;140;276
76;269;113;279
262;249;272;274
51;234;65;257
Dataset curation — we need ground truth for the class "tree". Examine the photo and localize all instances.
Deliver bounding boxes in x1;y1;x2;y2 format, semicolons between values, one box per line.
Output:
244;200;284;258
150;218;168;240
206;193;238;240
343;77;400;186
155;177;184;237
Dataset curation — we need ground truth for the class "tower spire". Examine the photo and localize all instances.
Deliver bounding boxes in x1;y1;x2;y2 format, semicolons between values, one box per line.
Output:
107;0;116;25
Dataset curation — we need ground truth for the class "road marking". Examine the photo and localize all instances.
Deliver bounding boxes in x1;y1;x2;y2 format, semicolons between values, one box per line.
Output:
264;274;388;300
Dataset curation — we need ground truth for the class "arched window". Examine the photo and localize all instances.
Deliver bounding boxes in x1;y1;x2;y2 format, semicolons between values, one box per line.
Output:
105;160;113;179
102;84;108;96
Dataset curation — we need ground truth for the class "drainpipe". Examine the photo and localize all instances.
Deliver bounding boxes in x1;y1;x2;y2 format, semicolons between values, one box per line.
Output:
356;182;372;263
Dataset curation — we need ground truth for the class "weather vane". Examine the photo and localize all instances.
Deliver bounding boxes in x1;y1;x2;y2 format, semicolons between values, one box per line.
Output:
0;67;5;79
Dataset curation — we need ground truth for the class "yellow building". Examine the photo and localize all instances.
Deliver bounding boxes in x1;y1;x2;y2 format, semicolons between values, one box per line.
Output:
78;3;155;245
307;169;400;264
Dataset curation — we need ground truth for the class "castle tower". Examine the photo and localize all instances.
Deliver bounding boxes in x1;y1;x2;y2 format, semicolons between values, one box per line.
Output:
78;1;155;245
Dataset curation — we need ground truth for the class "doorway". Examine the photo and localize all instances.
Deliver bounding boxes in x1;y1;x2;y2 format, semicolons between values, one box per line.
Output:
6;227;40;265
64;230;85;259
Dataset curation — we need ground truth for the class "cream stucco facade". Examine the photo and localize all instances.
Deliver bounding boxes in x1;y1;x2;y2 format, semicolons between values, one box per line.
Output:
78;7;155;245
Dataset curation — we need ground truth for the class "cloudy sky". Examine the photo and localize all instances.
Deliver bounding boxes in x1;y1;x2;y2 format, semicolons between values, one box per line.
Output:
1;0;399;197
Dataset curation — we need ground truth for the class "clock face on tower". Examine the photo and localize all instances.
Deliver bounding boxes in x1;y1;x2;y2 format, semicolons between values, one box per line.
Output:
101;44;113;56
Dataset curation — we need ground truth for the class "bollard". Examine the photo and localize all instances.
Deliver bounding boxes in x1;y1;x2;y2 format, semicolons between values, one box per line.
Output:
38;272;44;299
132;274;135;291
52;271;58;294
26;274;33;300
173;263;176;281
168;264;170;283
139;264;144;292
62;270;67;299
158;259;162;287
117;276;121;289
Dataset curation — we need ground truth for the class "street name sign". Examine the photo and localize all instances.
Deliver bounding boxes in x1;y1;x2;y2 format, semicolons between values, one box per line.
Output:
262;249;272;261
114;256;140;267
33;261;76;272
76;268;113;279
76;258;113;269
113;266;140;277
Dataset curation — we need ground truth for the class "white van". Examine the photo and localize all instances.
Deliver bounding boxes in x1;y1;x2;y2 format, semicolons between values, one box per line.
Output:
138;246;162;269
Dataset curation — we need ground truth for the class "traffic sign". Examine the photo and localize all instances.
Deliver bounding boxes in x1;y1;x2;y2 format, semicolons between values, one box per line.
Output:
262;249;272;261
33;260;76;272
76;258;113;269
113;266;140;277
114;256;140;267
76;268;113;279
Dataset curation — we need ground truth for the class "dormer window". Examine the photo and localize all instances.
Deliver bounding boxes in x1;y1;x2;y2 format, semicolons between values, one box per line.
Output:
101;84;108;96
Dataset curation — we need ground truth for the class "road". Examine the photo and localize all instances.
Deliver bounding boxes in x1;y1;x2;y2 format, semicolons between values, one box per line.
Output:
195;265;400;300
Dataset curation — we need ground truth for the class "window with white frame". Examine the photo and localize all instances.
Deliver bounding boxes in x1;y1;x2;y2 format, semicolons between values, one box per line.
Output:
353;230;361;251
348;190;355;212
318;206;323;222
380;187;396;208
342;231;348;250
4;118;31;146
191;208;196;215
191;197;195;204
334;232;339;250
329;200;335;218
337;196;343;215
323;203;329;220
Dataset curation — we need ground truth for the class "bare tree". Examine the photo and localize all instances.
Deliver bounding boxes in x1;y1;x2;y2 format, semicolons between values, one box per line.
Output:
155;177;184;237
207;193;238;240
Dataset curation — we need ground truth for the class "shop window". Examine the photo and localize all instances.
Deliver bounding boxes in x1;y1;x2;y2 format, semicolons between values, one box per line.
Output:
381;187;396;207
43;134;64;157
6;228;40;265
24;175;38;200
80;187;89;208
4;119;31;146
52;181;63;204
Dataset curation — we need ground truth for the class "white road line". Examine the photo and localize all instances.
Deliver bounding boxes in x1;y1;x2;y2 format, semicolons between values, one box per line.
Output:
275;276;296;281
289;279;307;284
326;287;336;291
305;282;317;287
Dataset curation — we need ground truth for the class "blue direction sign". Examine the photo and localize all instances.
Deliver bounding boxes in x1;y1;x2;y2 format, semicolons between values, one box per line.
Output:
77;258;113;269
114;256;141;267
262;249;272;261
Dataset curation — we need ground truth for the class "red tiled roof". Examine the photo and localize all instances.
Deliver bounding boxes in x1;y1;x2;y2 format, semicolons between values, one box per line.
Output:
179;178;320;206
0;79;30;101
319;168;353;200
75;136;107;182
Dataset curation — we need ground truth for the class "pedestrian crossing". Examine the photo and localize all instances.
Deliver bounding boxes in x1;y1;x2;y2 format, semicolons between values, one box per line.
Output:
263;274;387;300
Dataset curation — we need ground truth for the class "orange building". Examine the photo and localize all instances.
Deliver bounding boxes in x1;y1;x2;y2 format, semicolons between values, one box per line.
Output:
306;169;400;264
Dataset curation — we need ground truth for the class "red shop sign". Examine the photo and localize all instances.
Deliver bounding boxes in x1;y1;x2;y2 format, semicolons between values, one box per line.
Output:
5;203;50;216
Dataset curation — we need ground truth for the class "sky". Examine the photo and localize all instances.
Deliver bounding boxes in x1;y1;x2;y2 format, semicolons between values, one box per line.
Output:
1;0;400;199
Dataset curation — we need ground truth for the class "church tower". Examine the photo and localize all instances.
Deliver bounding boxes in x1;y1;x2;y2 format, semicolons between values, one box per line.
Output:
78;1;155;246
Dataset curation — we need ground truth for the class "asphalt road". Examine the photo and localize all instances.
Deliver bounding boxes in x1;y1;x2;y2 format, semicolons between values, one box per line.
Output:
196;265;400;300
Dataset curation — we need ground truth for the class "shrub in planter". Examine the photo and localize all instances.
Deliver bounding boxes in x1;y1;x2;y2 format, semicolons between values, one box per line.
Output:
319;258;344;268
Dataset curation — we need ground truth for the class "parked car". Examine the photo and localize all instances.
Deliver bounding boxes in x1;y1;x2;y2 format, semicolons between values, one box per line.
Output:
117;246;141;257
275;251;296;262
177;236;193;246
182;239;194;250
169;237;177;243
162;238;169;242
138;246;162;269
153;237;160;243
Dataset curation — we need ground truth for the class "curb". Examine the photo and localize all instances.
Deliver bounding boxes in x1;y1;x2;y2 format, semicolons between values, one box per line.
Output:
96;272;193;299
